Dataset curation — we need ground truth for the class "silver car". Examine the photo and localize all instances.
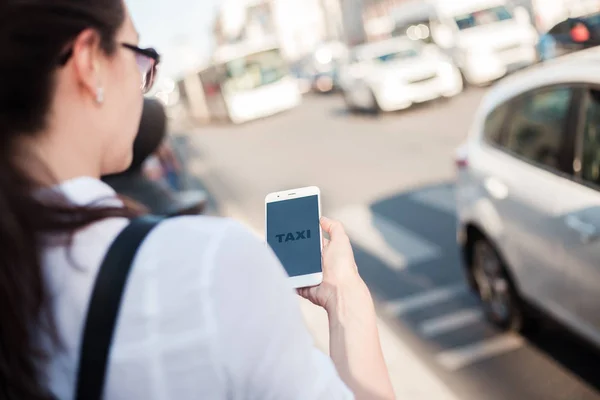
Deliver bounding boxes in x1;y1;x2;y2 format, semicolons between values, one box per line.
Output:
456;47;600;348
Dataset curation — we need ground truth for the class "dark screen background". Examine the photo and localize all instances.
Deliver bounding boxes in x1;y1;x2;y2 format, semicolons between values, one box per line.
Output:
266;195;321;277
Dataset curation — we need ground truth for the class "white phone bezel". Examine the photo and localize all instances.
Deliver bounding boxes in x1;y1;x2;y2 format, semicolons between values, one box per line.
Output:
265;186;323;289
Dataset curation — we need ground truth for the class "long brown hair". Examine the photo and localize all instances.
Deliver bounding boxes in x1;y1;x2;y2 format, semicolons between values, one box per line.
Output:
0;1;140;398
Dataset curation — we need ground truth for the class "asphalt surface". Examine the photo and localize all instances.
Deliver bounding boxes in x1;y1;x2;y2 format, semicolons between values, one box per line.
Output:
175;89;600;400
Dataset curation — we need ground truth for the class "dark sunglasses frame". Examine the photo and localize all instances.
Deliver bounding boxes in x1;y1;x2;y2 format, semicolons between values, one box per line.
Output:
58;43;161;93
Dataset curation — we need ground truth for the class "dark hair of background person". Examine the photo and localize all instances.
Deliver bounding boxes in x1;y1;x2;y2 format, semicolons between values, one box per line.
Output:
104;98;168;178
0;1;142;398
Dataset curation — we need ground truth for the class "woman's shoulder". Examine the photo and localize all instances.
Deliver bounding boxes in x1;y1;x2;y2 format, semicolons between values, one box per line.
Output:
147;215;259;255
153;215;245;238
134;215;272;278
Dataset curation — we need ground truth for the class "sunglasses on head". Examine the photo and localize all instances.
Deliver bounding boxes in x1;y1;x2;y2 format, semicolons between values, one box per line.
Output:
58;43;161;94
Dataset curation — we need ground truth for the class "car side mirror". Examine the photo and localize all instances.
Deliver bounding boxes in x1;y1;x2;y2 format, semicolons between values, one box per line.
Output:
571;23;591;43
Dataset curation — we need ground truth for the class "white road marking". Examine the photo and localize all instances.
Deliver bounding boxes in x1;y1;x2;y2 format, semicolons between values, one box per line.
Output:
377;314;461;400
384;284;467;315
436;334;525;371
331;205;441;271
410;185;456;215
419;308;484;337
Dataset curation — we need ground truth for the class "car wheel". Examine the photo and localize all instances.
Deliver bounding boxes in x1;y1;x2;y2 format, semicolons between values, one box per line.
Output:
368;90;382;115
342;90;357;113
471;238;533;332
459;69;492;89
459;68;471;89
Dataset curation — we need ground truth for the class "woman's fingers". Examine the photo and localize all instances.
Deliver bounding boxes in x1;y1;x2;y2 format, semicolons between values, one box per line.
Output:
320;217;347;240
297;285;321;304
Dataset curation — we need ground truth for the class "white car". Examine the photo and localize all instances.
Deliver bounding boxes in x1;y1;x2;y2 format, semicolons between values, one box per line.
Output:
429;0;538;86
456;47;600;347
339;37;463;113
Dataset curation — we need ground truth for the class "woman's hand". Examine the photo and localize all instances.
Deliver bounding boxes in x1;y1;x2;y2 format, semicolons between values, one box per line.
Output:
298;217;369;314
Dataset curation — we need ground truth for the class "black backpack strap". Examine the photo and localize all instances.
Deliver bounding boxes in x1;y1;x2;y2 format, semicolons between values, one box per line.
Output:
75;215;163;400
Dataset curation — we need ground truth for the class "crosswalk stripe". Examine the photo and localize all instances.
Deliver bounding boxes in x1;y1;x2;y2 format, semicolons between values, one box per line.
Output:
384;283;467;315
409;185;456;215
331;205;441;271
436;334;524;371
419;308;484;337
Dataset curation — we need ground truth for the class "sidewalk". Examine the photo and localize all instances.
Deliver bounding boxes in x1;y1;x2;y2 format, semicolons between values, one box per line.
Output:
221;201;460;400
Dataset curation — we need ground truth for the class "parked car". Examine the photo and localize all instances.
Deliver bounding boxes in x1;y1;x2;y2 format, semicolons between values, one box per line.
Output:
429;0;538;86
290;57;314;94
309;42;348;94
538;12;600;61
312;63;345;94
312;69;338;93
456;47;600;347
528;0;600;33
339;37;463;113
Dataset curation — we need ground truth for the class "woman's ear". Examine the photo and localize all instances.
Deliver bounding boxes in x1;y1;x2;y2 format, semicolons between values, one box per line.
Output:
69;28;105;103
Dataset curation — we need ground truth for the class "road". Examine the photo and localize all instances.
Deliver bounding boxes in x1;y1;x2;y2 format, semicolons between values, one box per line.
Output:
175;89;600;400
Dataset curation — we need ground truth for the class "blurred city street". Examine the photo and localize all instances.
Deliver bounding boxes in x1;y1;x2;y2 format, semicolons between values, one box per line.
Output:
7;0;600;398
121;0;600;397
178;89;600;400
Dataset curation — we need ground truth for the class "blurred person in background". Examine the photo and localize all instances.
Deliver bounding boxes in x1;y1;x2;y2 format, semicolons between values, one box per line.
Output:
101;97;207;216
0;1;394;400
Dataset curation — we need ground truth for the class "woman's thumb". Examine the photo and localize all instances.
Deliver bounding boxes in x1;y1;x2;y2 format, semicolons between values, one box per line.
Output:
320;216;346;239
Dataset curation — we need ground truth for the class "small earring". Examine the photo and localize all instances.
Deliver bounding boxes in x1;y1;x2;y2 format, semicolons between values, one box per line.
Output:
96;87;104;104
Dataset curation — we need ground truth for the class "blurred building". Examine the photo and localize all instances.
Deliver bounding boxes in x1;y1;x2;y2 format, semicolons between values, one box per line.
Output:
213;0;344;60
212;12;227;46
339;0;421;45
360;0;420;42
212;1;246;45
340;0;367;45
322;0;346;40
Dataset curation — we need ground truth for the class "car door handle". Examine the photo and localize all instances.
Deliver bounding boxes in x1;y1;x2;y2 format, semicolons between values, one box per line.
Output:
565;215;600;243
484;177;508;200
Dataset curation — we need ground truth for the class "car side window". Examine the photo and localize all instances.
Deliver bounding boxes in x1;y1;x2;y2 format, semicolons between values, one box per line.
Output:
483;103;509;145
581;89;600;185
504;87;573;171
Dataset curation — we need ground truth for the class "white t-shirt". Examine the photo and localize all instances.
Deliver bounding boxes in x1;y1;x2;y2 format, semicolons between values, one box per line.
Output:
41;177;353;400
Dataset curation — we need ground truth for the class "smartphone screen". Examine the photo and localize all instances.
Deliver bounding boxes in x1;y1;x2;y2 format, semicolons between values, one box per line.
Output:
266;195;322;278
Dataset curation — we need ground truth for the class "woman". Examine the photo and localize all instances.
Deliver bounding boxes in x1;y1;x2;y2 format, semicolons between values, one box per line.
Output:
0;1;394;399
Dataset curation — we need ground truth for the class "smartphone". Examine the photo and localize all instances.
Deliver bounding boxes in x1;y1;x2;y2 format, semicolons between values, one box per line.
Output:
265;186;323;288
